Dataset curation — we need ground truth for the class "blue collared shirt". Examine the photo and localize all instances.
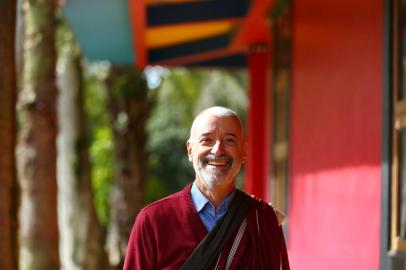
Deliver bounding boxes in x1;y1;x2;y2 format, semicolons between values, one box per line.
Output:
190;182;236;232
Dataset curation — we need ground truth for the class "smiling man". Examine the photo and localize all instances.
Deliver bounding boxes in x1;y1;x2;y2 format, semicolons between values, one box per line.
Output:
123;106;290;270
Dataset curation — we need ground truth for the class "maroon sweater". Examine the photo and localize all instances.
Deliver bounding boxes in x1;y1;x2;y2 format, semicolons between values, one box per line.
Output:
123;184;290;270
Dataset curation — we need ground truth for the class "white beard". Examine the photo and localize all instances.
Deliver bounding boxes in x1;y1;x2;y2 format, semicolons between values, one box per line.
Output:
193;161;230;189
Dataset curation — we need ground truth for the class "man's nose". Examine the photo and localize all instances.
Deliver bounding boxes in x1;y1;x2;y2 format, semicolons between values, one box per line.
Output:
211;140;224;156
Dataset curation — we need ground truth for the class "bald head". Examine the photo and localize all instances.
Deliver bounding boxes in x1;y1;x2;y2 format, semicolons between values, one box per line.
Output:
187;106;247;194
189;106;244;140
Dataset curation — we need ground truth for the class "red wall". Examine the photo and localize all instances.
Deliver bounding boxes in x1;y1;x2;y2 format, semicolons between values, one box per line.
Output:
288;0;383;269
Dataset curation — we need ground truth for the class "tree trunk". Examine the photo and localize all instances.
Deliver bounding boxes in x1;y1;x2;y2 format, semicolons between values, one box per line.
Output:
105;66;152;268
16;0;60;268
0;0;19;269
56;22;110;270
15;0;25;91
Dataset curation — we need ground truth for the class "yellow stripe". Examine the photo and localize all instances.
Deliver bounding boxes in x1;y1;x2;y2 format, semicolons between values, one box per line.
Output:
146;20;239;49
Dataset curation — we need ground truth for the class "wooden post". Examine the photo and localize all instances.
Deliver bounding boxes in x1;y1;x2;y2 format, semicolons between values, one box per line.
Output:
244;44;271;201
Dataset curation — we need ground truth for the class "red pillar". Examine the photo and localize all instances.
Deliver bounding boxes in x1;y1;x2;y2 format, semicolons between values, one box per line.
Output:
244;44;271;201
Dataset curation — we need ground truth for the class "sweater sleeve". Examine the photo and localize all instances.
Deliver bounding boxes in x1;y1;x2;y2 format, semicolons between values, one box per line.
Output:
123;209;157;270
260;200;290;270
279;224;290;270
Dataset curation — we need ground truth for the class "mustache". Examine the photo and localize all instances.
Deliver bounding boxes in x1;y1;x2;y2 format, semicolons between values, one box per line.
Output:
201;154;232;165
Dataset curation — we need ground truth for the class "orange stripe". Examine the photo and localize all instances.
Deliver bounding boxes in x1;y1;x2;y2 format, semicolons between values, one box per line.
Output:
146;19;241;49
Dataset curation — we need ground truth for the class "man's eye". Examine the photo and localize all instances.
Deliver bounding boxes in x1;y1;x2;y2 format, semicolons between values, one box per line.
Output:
200;138;212;144
224;138;236;144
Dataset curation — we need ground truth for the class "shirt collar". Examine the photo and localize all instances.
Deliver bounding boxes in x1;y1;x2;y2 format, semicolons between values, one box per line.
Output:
191;182;210;212
190;182;236;213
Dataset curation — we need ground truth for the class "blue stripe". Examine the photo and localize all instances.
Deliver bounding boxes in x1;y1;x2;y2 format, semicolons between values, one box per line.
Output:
147;0;250;26
186;54;246;67
148;34;232;63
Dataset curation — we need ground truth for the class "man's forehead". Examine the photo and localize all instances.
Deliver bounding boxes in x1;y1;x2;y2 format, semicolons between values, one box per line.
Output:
200;131;237;137
191;114;243;138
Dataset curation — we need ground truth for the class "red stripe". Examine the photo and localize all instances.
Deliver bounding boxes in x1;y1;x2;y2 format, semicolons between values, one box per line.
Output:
129;0;147;69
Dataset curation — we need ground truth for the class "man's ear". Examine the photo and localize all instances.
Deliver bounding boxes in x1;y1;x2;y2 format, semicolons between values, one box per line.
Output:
186;140;193;162
241;142;247;164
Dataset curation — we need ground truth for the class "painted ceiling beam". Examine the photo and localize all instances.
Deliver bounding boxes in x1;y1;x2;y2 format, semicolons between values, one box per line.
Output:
148;33;232;62
62;0;277;68
231;0;274;50
146;19;240;49
151;47;243;66
147;0;249;26
129;0;146;69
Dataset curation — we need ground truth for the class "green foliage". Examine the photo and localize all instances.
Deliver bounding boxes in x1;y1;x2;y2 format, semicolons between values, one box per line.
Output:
89;127;113;226
145;176;169;203
195;70;248;123
146;84;194;199
110;66;147;100
84;61;113;226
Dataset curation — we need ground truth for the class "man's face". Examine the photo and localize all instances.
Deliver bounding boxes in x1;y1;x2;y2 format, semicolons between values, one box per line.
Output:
187;114;247;190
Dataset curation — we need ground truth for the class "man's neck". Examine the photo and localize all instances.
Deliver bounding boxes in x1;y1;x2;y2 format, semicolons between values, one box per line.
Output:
194;179;235;209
